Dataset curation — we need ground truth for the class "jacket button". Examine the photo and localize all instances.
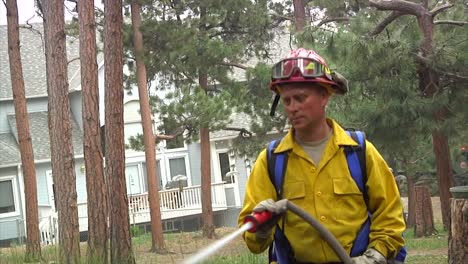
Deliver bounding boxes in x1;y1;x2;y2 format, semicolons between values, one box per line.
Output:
316;191;322;197
320;216;327;221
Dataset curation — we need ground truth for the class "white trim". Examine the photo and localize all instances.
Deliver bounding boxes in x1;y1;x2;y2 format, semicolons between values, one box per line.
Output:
0;176;21;218
18;164;27;233
45;170;55;211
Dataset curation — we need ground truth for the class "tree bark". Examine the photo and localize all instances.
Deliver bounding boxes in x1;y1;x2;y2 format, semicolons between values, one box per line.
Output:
5;0;42;261
414;185;435;237
104;0;135;263
406;175;416;227
293;0;307;32
199;73;215;239
43;0;81;263
448;199;468;264
130;1;166;253
78;0;108;262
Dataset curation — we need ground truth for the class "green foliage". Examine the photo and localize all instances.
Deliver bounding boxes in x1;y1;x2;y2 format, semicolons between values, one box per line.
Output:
122;0;281;155
131;225;144;237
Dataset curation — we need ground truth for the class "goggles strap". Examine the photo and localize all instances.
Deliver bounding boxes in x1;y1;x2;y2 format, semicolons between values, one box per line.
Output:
270;94;280;117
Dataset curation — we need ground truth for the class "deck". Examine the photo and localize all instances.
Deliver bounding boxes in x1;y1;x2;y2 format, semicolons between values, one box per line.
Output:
39;182;231;245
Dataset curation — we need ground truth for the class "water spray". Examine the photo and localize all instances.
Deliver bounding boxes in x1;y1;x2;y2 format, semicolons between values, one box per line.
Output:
182;200;353;264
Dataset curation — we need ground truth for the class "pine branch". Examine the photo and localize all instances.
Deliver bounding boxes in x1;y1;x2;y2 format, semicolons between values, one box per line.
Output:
414;53;468;81
369;0;425;16
367;11;404;36
218;62;249;70
434;20;468;26
315;17;350;28
430;3;454;18
224;127;253;138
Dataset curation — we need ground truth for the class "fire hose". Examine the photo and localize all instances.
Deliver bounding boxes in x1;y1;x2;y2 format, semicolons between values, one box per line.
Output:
243;199;354;264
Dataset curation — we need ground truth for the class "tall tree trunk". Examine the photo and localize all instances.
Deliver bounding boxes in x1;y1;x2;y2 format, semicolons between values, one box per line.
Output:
199;73;215;239
104;0;135;263
43;0;81;263
369;0;456;231
416;12;454;230
5;0;42;261
130;1;166;253
432;129;454;228
407;175;416;227
78;0;108;262
293;0;306;32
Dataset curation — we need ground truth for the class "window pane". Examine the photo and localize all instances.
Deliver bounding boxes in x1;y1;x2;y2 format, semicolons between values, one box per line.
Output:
219;152;230;178
0;180;15;214
141;161;163;191
169;158;186;179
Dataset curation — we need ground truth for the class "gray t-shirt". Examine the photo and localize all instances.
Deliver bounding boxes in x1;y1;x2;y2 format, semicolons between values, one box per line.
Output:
296;129;333;166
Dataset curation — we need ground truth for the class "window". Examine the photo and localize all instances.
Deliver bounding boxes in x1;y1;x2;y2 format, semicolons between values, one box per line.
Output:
218;152;233;183
141;161;163;191
0;177;18;217
169;157;186;179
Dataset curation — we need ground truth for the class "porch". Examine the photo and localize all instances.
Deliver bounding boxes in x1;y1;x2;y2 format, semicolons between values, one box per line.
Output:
40;182;235;245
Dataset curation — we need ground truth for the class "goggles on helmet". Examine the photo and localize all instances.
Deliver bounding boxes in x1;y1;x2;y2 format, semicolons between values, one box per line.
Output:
271;57;333;81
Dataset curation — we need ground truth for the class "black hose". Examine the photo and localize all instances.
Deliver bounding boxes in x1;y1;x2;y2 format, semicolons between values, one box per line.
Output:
285;201;354;264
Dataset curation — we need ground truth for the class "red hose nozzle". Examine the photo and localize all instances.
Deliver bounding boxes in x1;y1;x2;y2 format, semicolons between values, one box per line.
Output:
243;211;273;233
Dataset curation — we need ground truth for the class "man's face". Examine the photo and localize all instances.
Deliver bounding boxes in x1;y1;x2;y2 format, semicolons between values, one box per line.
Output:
279;83;330;131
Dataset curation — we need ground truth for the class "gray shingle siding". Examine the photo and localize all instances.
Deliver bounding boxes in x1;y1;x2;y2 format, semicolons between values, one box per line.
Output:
5;111;83;163
0;24;81;100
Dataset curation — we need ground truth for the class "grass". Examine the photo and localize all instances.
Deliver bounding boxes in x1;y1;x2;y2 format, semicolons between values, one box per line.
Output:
0;225;450;263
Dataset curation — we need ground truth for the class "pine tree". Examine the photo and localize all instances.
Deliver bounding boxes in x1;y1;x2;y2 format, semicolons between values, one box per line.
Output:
43;0;81;262
77;0;108;262
104;0;135;262
5;0;42;261
127;0;276;238
130;1;165;252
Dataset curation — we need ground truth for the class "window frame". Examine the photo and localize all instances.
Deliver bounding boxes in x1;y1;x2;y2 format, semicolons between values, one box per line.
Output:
0;176;20;218
164;153;191;188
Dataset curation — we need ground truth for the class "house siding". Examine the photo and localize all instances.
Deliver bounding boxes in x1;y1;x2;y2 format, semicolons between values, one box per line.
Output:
69;92;83;131
187;143;201;185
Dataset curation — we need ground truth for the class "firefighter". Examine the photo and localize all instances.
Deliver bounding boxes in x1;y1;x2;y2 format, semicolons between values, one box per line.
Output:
238;48;406;264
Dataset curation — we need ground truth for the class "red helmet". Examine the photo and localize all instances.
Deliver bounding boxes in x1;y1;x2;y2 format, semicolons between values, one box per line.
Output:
269;48;346;94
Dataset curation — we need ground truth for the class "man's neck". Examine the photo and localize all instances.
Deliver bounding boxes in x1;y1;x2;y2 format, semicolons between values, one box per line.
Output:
295;119;331;142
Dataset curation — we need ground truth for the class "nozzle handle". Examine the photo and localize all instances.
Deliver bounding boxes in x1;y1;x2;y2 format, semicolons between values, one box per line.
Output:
243;211;273;233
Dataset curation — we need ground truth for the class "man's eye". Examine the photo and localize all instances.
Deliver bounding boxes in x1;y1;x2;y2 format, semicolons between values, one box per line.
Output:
294;95;307;102
282;98;291;106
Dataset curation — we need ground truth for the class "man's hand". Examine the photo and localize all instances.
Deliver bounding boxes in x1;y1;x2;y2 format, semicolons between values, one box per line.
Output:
351;248;386;264
252;199;287;239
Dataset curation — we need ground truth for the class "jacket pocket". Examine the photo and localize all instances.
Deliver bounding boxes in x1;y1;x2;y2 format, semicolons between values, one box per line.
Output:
333;177;362;195
283;181;306;200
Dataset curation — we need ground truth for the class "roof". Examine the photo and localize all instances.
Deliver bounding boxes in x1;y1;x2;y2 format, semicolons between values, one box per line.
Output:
1;111;84;166
0;132;21;166
0;23;83;100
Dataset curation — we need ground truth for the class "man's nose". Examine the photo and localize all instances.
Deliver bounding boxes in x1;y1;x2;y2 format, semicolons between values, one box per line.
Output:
286;99;299;112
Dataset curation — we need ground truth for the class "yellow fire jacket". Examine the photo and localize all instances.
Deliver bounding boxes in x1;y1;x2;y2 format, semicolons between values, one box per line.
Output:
238;119;405;263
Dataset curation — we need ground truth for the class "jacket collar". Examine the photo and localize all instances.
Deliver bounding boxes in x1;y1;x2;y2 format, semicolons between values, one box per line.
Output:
273;118;359;154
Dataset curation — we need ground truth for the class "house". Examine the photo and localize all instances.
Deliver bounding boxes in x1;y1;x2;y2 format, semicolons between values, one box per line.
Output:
1;22;290;246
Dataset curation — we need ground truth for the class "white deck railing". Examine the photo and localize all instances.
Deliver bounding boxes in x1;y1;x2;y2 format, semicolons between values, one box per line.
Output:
38;183;229;243
128;182;227;213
